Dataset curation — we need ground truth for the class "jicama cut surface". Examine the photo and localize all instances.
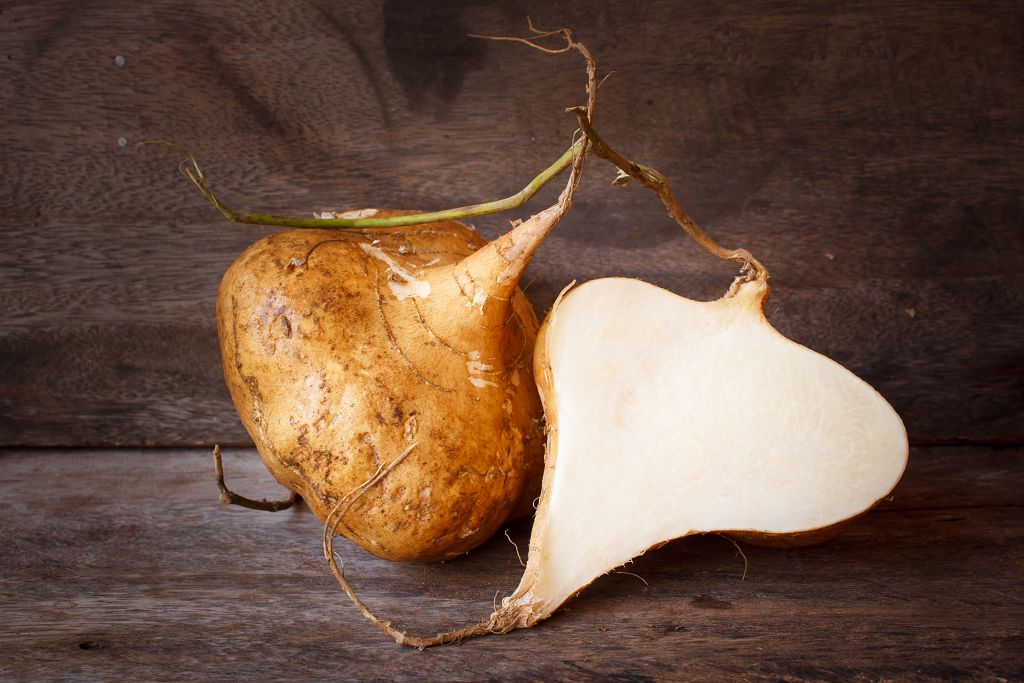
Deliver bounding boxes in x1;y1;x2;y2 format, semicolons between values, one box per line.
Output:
509;276;908;622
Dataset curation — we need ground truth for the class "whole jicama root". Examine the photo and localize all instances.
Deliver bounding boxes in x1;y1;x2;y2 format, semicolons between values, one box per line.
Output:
219;203;571;562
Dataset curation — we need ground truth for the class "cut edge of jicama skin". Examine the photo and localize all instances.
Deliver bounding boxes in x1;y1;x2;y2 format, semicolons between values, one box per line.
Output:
495;277;908;625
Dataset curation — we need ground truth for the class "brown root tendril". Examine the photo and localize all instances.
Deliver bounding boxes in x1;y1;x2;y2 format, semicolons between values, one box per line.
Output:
212;444;299;512
719;534;750;581
567;108;769;291
322;442;504;648
504;529;526;567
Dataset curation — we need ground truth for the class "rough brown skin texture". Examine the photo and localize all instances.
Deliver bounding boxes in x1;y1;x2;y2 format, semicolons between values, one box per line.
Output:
217;210;545;562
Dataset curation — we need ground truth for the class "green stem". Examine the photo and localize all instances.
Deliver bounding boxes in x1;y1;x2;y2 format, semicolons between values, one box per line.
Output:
145;140;582;229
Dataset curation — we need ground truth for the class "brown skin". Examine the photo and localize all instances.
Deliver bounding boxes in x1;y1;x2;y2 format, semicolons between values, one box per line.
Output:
725;520;853;549
218;210;548;562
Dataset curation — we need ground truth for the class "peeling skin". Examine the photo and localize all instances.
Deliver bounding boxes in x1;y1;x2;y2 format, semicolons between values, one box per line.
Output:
466;350;498;389
373;277;452;394
495;204;561;285
359;243;432;300
466;359;493;375
471;288;487;312
403;415;418;442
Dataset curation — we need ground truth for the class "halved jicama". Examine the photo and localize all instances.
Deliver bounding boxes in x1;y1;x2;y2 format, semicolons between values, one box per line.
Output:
501;275;909;625
479;117;912;632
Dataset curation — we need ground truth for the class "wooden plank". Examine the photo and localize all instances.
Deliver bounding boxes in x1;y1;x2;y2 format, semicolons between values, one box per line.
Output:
1;0;1022;445
0;446;1020;681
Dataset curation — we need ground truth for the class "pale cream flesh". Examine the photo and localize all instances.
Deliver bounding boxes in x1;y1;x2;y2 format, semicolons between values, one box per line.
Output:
508;277;908;619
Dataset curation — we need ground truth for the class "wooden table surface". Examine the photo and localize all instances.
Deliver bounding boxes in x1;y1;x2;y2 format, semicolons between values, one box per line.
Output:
2;446;1021;681
1;1;1021;680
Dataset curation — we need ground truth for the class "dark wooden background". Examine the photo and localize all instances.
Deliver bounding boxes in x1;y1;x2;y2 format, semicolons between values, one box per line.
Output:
1;1;1021;680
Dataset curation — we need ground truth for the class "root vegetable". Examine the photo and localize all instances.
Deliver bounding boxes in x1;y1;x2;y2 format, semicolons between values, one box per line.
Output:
220;206;566;562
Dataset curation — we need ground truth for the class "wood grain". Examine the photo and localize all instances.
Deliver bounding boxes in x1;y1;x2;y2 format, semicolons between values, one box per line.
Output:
0;445;1020;681
1;0;1022;445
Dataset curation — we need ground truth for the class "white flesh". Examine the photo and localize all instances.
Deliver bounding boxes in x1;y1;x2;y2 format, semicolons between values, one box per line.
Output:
512;277;908;618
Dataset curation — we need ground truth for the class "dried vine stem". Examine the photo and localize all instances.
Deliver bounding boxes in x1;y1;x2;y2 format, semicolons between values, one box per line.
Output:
212;445;299;512
321;22;599;649
568;107;769;290
475;18;598;130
